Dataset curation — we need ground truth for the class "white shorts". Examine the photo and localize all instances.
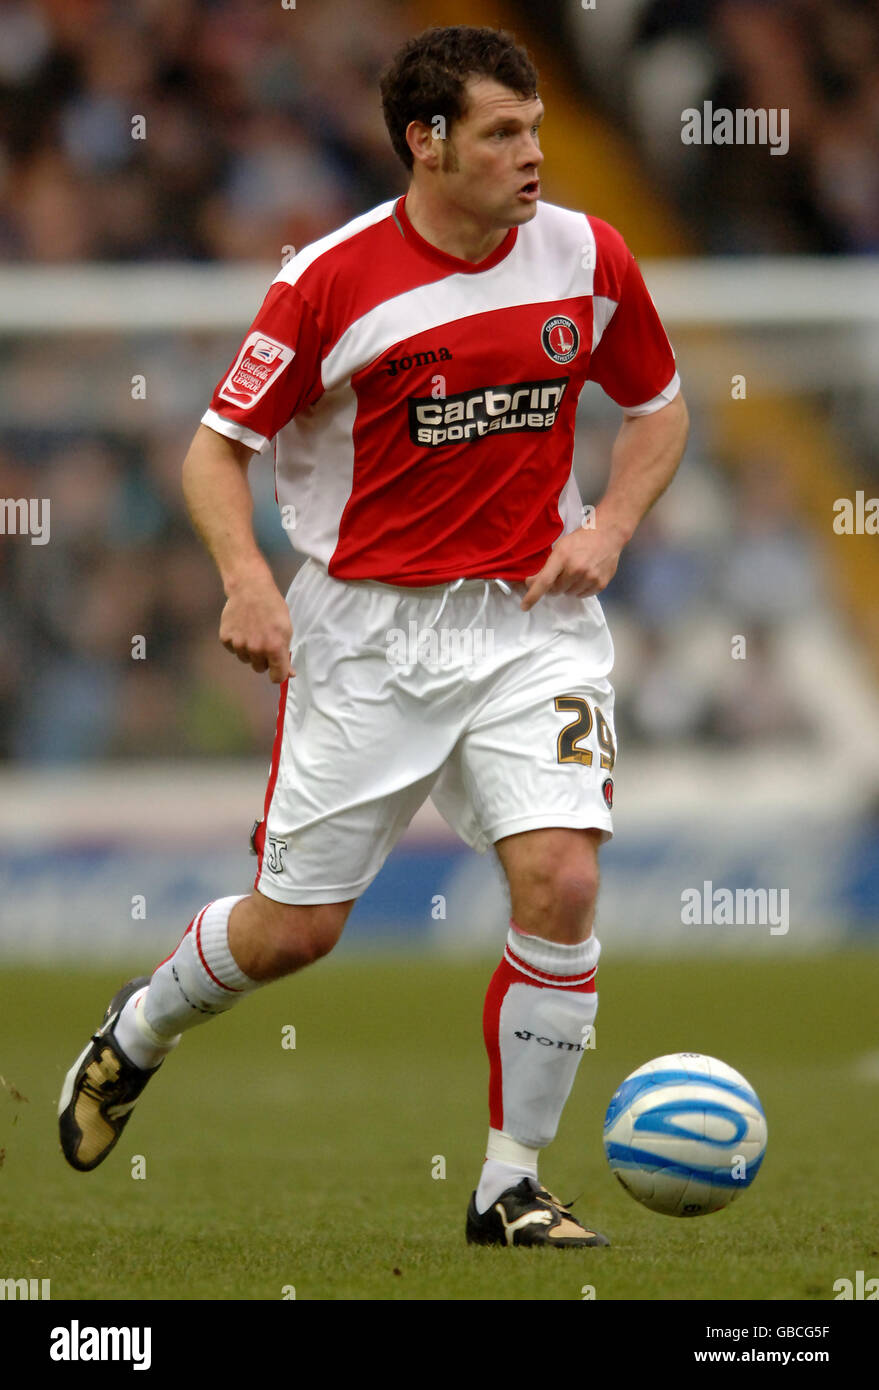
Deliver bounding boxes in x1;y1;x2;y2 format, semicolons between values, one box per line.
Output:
252;559;617;904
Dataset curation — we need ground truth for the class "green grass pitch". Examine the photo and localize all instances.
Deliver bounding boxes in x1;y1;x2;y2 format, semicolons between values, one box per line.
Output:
2;949;878;1301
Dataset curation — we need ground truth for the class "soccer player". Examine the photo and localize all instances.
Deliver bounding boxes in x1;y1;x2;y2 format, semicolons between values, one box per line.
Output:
59;25;688;1248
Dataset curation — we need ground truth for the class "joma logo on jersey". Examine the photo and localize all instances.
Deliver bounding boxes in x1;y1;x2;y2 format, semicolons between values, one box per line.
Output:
409;377;568;448
386;346;453;377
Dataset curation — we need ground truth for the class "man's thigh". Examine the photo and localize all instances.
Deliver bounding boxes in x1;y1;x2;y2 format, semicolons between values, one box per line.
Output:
431;590;618;854
253;562;475;904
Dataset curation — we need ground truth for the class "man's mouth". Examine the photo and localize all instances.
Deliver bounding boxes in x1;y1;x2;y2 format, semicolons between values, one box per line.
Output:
518;179;540;200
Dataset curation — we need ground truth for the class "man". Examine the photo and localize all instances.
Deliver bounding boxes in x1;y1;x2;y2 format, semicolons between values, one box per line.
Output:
59;25;688;1249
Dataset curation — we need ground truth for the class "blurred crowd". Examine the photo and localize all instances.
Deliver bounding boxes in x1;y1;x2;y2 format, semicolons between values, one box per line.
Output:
0;0;841;762
7;0;877;260
560;0;879;252
576;404;820;752
0;0;406;262
0;414;292;761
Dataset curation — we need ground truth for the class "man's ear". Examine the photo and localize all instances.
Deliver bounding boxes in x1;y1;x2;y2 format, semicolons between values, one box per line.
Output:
406;117;444;170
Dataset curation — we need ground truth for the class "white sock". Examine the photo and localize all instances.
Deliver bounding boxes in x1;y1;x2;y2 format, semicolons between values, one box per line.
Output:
476;925;600;1212
114;986;180;1071
483;925;600;1147
117;897;261;1066
475;1130;540;1214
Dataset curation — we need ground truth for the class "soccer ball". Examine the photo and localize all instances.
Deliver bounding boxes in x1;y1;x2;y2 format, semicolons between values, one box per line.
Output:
602;1052;768;1217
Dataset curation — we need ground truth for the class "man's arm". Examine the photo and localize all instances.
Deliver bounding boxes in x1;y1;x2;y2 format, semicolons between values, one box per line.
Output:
182;423;293;683
520;392;689;611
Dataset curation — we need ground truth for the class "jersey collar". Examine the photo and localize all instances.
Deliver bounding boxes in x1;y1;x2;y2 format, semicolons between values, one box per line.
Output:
393;195;518;274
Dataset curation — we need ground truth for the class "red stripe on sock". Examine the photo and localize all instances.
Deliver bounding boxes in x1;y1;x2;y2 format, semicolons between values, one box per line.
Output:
483;956;521;1132
505;944;596;991
484;945;598;1132
195;903;241;993
253;677;290;888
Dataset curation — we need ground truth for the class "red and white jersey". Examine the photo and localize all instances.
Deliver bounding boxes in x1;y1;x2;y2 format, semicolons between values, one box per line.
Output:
202;195;679;586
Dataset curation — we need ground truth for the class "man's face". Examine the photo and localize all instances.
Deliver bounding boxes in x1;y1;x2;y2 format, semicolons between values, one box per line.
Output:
432;77;544;229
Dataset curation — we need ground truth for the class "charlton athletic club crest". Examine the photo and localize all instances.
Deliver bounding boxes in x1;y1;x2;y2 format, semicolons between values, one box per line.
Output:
541;315;580;365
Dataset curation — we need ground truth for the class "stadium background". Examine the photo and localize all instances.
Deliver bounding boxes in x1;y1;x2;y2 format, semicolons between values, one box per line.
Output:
1;0;879;1305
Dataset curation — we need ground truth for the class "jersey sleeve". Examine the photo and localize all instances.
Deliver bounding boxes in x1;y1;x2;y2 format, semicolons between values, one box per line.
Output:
201;281;324;451
586;231;679;415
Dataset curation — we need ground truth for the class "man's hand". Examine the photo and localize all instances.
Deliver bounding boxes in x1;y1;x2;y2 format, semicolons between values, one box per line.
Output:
521;521;626;612
521;393;690;613
219;570;294;683
181;425;294;683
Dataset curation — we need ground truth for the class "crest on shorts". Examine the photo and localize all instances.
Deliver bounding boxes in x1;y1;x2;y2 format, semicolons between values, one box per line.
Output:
541;316;580;365
602;777;614;809
265;835;289;874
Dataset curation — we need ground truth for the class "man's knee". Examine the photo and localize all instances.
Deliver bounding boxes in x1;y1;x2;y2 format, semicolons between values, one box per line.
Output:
497;828;602;939
548;860;600;919
280;903;347;967
278;899;351;967
232;893;352;979
520;860;599;924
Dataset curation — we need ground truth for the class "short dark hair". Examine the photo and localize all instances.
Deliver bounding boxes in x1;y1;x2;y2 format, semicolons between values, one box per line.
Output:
380;25;539;171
